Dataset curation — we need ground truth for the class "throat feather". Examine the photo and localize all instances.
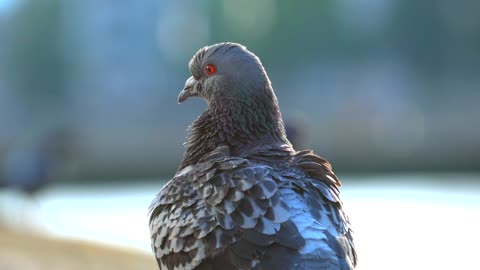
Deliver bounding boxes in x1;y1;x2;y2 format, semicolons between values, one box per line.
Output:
179;97;288;170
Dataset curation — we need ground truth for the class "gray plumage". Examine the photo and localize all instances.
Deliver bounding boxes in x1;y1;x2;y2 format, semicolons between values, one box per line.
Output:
149;43;357;270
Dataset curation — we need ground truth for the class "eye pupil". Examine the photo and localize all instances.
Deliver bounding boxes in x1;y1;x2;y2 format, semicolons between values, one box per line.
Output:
205;64;216;75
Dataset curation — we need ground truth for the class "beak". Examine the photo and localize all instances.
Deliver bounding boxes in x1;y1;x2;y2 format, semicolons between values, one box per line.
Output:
178;76;198;103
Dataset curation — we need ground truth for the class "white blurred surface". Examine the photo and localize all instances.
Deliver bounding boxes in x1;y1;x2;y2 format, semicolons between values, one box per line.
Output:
348;186;480;269
1;175;479;269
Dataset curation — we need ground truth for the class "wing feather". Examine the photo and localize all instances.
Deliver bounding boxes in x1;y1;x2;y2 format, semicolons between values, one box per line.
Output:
149;149;356;270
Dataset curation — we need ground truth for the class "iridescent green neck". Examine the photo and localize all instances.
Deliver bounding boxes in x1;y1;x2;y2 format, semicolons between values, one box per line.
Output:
179;89;289;170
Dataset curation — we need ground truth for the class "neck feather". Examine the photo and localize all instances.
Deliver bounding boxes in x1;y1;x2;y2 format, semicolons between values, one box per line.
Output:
179;88;290;170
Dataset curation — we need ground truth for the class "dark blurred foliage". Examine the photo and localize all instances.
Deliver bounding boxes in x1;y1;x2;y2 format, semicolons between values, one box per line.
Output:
0;0;479;182
6;0;68;101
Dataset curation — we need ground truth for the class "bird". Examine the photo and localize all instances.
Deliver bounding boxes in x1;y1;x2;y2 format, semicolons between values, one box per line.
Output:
149;43;357;270
1;129;71;196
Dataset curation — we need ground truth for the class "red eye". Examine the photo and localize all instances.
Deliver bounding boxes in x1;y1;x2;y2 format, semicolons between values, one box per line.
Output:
204;64;216;75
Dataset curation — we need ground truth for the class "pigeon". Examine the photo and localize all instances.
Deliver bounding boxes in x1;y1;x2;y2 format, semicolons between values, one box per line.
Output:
149;43;357;270
2;130;71;196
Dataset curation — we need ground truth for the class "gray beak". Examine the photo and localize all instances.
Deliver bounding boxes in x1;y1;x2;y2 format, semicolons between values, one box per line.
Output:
178;76;198;103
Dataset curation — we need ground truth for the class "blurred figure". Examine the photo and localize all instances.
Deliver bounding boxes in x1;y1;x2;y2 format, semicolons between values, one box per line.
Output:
3;145;49;196
0;128;73;228
285;121;304;149
2;129;72;196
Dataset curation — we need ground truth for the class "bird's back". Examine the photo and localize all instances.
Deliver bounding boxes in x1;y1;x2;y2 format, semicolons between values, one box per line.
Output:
149;146;356;270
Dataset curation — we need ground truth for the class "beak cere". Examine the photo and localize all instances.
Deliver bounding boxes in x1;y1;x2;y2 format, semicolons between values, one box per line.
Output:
178;76;198;103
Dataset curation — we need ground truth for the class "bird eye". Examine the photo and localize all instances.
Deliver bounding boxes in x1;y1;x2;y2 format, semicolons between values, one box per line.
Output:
204;64;216;76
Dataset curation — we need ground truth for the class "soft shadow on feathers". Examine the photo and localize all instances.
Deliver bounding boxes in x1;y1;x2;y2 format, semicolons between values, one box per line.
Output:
149;43;357;270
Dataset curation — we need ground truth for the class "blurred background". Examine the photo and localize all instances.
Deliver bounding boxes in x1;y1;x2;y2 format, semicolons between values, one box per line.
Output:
0;0;479;269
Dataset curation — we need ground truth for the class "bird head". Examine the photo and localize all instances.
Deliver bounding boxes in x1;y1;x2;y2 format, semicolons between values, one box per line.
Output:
178;43;271;105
